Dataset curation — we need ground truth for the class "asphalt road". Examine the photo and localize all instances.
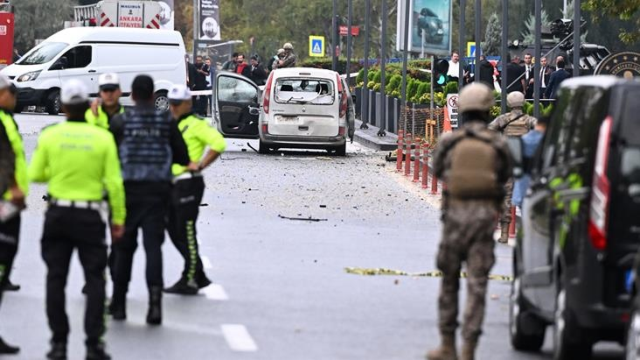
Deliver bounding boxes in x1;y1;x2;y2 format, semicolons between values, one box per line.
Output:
0;113;625;359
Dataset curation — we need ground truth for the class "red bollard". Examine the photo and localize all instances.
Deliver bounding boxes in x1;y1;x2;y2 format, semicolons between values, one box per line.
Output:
509;206;517;238
404;134;412;177
421;144;429;189
396;130;404;172
413;139;421;182
431;174;438;194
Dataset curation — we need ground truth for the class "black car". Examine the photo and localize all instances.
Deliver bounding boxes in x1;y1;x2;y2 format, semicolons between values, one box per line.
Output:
509;76;640;359
416;8;444;45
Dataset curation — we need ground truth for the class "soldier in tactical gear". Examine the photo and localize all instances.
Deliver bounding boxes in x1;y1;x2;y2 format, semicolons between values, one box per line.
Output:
488;91;536;243
279;43;297;68
428;83;512;360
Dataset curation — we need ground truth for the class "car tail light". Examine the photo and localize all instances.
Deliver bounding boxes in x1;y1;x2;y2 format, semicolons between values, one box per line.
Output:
588;116;612;251
263;73;274;114
262;124;269;134
337;74;347;119
338;126;346;136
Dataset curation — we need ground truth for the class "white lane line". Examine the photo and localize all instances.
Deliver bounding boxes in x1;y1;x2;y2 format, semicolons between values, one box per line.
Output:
221;324;258;352
202;256;213;269
202;284;229;301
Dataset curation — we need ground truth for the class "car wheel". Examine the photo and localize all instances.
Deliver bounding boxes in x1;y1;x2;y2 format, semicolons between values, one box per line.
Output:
258;140;272;155
553;287;593;360
509;277;545;351
626;307;640;360
154;91;169;112
330;143;346;157
45;90;61;115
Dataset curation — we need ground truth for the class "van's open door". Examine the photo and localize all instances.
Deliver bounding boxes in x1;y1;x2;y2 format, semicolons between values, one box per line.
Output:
213;72;260;139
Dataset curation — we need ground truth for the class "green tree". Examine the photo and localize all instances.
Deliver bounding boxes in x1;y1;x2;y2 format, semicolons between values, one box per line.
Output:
521;8;551;45
482;13;501;56
584;0;640;44
13;0;78;52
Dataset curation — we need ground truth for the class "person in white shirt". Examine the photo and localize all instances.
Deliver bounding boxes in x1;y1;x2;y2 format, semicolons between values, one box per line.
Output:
447;51;461;81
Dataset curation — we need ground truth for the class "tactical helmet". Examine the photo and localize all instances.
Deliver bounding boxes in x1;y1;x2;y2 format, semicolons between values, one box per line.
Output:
458;83;495;113
283;43;294;50
277;48;285;55
507;91;525;108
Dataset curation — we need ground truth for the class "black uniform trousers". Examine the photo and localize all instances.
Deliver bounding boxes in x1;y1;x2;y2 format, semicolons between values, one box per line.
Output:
41;207;106;346
112;182;170;290
167;176;206;283
0;214;20;306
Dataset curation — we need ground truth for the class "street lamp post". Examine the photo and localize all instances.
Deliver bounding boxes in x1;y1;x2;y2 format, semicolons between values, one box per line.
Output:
573;0;581;77
378;0;387;137
361;0;371;130
347;0;353;83
474;0;481;77
400;0;411;135
534;0;542;118
459;0;466;91
332;0;338;71
501;0;508;113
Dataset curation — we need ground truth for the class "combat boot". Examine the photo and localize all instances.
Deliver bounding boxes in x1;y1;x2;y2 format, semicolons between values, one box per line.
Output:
108;283;127;320
460;340;477;360
46;342;67;360
164;278;199;295
426;334;457;360
498;223;509;244
86;342;111;360
146;286;162;325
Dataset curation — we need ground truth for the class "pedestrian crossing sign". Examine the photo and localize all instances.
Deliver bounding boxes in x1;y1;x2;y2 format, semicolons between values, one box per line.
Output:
309;36;325;57
467;42;477;57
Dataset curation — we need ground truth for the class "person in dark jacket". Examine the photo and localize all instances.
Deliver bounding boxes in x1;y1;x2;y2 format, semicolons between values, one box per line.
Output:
505;55;526;94
545;60;572;100
477;55;495;88
248;56;267;85
235;54;251;78
108;75;190;326
185;55;197;90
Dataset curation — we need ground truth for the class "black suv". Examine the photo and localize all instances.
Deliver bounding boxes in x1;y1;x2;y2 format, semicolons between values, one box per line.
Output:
509;76;640;359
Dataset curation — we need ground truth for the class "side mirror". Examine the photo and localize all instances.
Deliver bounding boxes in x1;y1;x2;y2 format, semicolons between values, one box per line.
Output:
50;57;67;71
507;136;524;179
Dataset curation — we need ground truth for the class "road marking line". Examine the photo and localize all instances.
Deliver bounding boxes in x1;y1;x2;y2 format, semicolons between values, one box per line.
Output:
202;256;213;269
221;324;258;352
202;284;229;301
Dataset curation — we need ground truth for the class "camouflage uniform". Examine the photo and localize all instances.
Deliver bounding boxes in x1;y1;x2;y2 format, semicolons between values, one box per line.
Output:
280;52;297;68
432;122;511;346
488;109;536;227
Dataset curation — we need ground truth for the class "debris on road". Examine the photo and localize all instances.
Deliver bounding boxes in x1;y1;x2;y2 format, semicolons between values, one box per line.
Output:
344;267;513;282
278;215;328;222
246;142;259;153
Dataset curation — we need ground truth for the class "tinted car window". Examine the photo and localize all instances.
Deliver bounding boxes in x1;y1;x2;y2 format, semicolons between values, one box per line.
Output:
567;86;606;180
622;89;640;146
540;88;575;170
58;46;93;69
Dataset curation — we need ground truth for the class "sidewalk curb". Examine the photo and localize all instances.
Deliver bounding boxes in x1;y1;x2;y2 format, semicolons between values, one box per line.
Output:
353;120;398;151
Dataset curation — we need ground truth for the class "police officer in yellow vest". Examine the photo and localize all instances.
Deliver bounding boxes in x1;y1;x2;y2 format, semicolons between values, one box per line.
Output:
29;79;126;360
86;73;125;129
0;74;27;355
164;84;226;295
488;91;536;243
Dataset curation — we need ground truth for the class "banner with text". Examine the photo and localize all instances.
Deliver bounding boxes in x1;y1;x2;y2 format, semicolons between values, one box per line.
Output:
118;1;144;28
199;0;221;41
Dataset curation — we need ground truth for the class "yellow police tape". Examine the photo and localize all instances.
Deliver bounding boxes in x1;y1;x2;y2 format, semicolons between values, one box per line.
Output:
344;267;514;282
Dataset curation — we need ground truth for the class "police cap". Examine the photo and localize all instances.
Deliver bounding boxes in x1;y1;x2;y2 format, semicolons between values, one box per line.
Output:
61;79;89;105
458;83;494;113
99;73;121;91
